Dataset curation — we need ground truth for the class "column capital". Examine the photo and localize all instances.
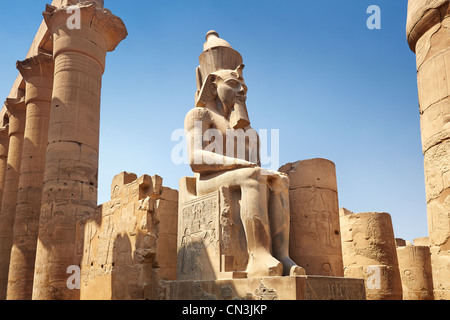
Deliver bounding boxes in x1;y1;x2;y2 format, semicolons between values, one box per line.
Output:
17;53;54;104
16;53;54;82
43;3;127;68
406;0;450;52
4;97;26;116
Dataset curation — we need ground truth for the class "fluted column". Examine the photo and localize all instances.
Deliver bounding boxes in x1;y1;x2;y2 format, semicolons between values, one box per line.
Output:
6;53;54;300
406;0;450;300
0;126;9;212
0;98;26;300
32;3;127;300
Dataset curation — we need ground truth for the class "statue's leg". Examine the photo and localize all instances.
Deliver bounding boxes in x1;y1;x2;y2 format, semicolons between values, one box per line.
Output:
268;174;306;276
240;179;283;277
197;168;283;277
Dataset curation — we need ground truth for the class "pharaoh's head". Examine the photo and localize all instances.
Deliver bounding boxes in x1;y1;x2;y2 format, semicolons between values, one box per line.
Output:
199;65;247;110
195;31;250;129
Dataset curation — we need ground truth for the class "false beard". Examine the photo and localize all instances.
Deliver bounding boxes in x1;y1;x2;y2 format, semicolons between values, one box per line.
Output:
229;100;250;129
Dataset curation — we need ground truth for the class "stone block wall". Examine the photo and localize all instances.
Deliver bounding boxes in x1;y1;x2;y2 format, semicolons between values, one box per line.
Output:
80;172;178;300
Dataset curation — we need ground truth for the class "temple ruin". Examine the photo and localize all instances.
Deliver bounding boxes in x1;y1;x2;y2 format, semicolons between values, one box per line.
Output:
0;0;447;300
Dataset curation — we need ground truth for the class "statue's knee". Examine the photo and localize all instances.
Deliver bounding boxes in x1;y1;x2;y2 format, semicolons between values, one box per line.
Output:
279;175;290;188
236;167;266;186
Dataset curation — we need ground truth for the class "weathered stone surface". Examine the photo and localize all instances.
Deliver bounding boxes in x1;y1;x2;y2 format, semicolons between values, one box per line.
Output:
32;3;127;300
177;185;249;281
407;0;450;300
180;31;304;280
80;173;178;300
0;126;9;217
430;246;450;299
397;244;434;300
162;276;365;300
279;159;344;277
340;209;403;300
414;237;431;246
406;0;450;52
0;97;26;300
6;53;54;300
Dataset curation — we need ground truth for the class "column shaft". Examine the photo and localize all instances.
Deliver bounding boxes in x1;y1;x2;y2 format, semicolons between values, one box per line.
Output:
279;159;344;277
32;3;127;300
0;126;9;214
0;98;26;300
397;244;434;300
407;0;450;300
340;210;403;300
6;54;54;300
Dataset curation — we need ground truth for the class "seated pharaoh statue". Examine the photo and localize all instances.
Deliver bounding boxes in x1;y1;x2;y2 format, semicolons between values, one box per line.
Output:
178;31;305;280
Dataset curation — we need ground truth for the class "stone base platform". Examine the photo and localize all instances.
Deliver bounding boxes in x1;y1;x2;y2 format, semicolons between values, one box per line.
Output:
161;276;366;300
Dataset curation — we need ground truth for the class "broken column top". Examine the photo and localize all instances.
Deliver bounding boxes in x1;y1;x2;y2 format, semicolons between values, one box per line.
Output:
396;238;407;247
53;0;104;8
414;237;431;246
279;158;337;190
110;171;164;200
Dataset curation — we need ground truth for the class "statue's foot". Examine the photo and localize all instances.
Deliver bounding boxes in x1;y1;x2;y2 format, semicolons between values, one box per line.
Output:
246;251;283;278
278;256;306;276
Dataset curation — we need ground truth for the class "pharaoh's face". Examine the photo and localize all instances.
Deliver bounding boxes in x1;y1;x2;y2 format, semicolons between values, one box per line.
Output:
215;73;248;110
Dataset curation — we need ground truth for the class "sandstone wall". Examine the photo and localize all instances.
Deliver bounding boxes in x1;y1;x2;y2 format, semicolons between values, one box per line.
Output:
81;172;178;300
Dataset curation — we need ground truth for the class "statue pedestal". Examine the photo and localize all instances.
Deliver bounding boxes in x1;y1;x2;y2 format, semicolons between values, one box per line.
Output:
161;276;366;300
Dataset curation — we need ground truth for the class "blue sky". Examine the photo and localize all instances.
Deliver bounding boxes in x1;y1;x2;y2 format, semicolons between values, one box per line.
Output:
0;1;426;242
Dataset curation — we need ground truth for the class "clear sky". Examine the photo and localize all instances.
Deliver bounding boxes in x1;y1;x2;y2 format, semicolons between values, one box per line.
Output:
0;1;426;243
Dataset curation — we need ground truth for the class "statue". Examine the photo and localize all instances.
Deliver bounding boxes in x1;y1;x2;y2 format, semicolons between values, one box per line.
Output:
182;31;305;278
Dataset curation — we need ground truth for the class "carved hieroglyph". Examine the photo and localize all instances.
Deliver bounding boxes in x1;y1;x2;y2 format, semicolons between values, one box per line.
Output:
406;0;450;300
7;53;54;300
177;185;248;281
178;191;221;280
397;242;434;300
279;159;344;277
81;172;178;300
32;2;127;300
162;275;366;300
0;97;26;300
340;209;403;300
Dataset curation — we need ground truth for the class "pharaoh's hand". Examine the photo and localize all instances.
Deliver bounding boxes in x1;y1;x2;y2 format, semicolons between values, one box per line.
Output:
233;158;258;168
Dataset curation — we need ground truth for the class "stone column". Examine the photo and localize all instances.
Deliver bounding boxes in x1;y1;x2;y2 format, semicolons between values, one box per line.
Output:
32;3;127;300
279;159;344;277
0;126;9;211
340;209;403;300
0;98;26;300
406;0;450;300
6;54;54;300
397;244;434;300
